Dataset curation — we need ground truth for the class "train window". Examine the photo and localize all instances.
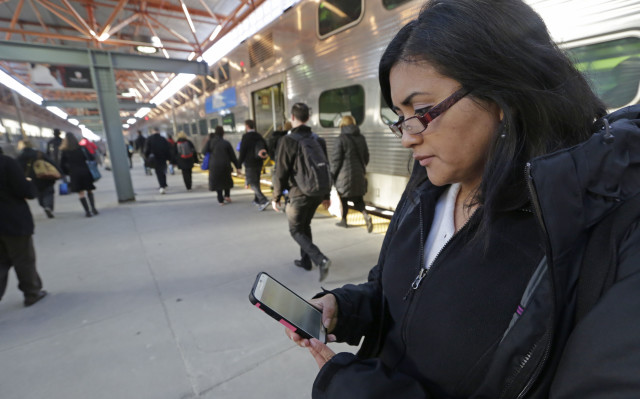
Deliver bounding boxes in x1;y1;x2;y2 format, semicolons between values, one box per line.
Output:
380;94;397;125
198;119;208;135
318;0;363;38
182;123;190;135
567;37;640;109
210;118;219;130
383;0;412;10
318;84;365;127
191;123;198;136
222;113;236;133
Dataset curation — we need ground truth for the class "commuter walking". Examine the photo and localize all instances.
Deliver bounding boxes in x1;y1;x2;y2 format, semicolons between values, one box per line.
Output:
144;128;171;194
206;126;240;205
126;141;133;169
60;134;99;217
16;139;60;219
272;103;332;281
330;116;373;232
0;152;47;307
46;128;63;167
175;132;198;191
267;121;292;160
238;119;269;211
134;130;151;175
166;134;177;175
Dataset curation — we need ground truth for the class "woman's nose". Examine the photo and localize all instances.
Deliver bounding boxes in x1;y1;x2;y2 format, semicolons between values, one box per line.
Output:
401;131;422;149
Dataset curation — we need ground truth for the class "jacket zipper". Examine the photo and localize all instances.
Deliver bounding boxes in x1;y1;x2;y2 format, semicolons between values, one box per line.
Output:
509;163;553;399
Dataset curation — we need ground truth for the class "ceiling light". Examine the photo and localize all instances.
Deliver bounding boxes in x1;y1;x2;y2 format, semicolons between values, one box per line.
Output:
135;45;158;54
123;124;130;129
68;118;79;126
0;69;43;105
98;32;110;42
127;118;136;124
46;106;68;120
188;52;196;61
209;25;222;41
134;107;151;118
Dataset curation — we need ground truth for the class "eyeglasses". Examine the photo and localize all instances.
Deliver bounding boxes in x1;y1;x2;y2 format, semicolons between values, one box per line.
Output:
388;88;469;138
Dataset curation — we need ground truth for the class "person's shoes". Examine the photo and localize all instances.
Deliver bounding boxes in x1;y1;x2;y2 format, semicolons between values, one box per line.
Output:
219;202;225;206
24;290;47;307
92;208;99;215
364;213;373;233
258;201;269;211
85;211;92;218
317;258;331;282
159;187;166;194
224;197;232;203
251;200;259;206
335;219;347;228
294;259;312;271
44;208;54;219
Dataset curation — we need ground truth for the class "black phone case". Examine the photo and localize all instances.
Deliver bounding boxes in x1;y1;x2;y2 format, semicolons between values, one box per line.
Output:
249;272;325;342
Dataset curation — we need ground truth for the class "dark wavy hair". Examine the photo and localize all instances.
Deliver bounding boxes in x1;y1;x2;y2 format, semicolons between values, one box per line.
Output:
379;0;606;225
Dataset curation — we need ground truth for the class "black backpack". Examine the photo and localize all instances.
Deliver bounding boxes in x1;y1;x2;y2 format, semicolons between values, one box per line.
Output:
289;132;332;197
575;192;640;324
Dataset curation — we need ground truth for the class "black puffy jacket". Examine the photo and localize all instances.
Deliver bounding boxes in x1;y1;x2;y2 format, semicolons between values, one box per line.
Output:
312;106;640;399
330;125;369;197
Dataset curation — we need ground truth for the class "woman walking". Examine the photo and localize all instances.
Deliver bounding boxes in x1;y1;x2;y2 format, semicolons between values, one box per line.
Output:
206;126;240;205
60;134;99;217
175;132;199;190
330;116;373;232
16;139;60;219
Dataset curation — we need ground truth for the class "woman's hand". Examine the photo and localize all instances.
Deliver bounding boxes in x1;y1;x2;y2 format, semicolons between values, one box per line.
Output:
285;293;339;347
308;338;336;369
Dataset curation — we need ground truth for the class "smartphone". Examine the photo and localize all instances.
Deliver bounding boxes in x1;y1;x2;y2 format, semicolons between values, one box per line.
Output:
249;272;326;343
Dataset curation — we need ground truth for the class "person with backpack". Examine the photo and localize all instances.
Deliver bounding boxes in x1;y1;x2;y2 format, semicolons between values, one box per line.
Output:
16;139;61;219
272;103;332;282
174;132;198;191
166;134;177;175
238;119;270;211
330;115;373;232
283;1;640;398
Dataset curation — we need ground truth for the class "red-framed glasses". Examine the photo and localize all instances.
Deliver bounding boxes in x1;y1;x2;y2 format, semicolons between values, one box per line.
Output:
389;88;469;138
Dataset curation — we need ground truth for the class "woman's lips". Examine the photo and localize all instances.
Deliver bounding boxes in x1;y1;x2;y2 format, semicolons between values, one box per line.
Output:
415;155;434;167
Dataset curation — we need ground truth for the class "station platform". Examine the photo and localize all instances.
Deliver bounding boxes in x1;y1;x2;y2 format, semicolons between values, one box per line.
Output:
0;157;388;399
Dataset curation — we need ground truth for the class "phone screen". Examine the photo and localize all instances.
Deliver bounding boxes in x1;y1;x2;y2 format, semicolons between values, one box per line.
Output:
252;273;325;341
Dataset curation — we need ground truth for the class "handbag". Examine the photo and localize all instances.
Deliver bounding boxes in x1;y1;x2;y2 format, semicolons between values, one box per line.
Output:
201;152;210;170
59;181;69;195
32;158;61;180
82;147;101;182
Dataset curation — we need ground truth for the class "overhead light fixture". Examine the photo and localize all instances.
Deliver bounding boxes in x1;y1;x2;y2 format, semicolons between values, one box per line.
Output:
134;107;151;118
150;73;196;105
0;69;43;105
46;106;68;120
68;118;79;126
127;118;137;124
98;32;110;42
134;35;158;54
209;25;222;42
123;124;130;129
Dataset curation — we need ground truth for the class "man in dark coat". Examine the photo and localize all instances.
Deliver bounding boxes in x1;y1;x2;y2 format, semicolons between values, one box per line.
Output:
0;152;47;307
271;103;332;281
144;128;172;194
46;128;63;167
135;130;151;175
238;119;269;211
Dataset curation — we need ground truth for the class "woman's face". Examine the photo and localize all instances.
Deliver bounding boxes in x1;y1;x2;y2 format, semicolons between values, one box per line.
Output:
389;61;501;190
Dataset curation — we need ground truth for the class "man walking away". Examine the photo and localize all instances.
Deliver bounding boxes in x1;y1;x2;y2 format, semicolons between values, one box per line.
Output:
0;152;47;306
145;128;172;194
271;103;332;281
238;119;269;211
46;128;63;168
135;130;151;175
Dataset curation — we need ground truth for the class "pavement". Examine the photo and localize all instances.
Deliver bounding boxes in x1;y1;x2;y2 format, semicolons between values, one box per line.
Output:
0;156;387;399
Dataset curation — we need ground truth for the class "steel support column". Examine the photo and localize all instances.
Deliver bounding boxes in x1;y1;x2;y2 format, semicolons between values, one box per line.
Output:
89;52;135;202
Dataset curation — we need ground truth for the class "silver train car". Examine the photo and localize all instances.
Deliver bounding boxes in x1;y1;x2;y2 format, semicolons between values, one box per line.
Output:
141;0;640;211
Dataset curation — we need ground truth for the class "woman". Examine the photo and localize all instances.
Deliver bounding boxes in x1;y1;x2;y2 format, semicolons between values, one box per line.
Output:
174;131;199;191
330;115;372;232
206;126;240;205
286;1;640;398
16;139;60;219
60;133;99;217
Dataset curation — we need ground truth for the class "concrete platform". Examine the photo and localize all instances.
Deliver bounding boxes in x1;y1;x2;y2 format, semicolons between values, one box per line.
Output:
0;156;387;399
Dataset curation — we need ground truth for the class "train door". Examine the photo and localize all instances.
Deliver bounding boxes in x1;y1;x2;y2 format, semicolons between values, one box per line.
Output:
251;83;285;135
